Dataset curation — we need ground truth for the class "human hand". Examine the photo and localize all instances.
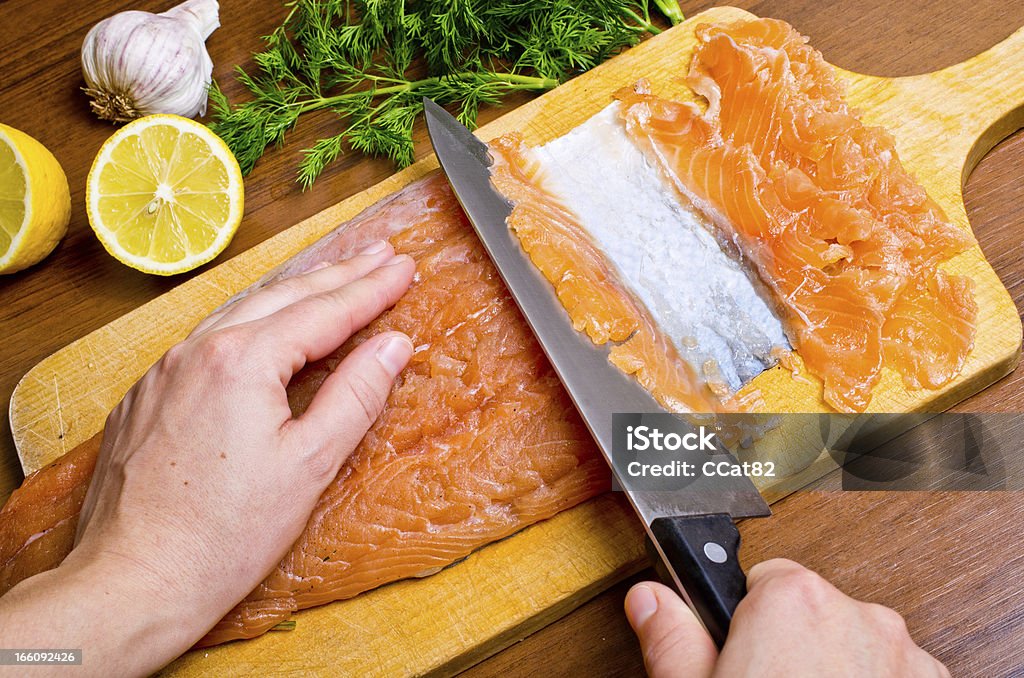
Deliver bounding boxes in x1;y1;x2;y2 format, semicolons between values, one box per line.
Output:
624;559;949;677
59;240;413;670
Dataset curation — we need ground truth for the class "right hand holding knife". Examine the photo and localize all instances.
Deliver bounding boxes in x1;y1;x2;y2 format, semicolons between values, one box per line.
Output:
625;558;950;678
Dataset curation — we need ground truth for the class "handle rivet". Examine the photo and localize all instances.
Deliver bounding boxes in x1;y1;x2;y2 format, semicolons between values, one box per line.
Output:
703;541;728;563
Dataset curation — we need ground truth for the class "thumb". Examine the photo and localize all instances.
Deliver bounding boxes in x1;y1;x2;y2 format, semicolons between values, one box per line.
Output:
288;331;413;476
625;582;718;678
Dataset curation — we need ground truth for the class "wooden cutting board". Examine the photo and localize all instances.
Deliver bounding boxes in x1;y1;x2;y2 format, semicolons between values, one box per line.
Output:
9;6;1023;676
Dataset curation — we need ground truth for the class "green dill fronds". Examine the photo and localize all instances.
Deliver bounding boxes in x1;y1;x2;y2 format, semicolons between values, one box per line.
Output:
210;0;685;188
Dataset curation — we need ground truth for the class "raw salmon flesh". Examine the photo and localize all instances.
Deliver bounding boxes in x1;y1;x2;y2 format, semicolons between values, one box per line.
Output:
618;18;976;412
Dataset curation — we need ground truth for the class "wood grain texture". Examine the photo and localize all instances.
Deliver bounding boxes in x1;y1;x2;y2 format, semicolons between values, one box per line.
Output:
0;1;1022;676
467;492;1024;678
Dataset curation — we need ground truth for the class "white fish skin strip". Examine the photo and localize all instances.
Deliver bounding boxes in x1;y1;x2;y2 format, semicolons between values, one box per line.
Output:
533;103;789;392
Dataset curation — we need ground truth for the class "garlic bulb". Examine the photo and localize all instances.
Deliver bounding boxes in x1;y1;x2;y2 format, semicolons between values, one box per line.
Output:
81;0;220;123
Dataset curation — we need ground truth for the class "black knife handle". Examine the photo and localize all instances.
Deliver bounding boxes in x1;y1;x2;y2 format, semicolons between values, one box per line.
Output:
648;513;746;648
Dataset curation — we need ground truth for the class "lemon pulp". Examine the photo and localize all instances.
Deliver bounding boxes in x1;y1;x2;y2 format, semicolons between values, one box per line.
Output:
0;139;26;256
88;115;243;275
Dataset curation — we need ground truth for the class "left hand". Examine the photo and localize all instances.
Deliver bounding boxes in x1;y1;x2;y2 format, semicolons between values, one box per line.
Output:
0;241;416;677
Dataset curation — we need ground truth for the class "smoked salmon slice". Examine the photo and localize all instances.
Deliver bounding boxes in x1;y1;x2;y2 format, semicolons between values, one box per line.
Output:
619;18;977;411
0;173;611;645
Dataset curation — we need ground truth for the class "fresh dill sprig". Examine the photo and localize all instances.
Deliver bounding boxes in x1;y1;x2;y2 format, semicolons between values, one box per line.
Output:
210;0;686;188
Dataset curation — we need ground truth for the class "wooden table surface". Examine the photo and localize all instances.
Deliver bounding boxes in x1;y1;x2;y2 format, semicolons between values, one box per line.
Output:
1;0;1022;675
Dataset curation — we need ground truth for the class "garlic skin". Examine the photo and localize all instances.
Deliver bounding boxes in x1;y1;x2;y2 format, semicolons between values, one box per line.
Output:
81;0;220;123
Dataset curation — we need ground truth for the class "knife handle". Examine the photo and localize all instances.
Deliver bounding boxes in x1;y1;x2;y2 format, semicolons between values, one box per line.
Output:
648;513;746;648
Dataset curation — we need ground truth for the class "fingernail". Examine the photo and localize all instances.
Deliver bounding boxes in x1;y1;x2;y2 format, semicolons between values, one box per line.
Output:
382;254;411;267
625;584;658;628
359;240;389;255
375;334;414;377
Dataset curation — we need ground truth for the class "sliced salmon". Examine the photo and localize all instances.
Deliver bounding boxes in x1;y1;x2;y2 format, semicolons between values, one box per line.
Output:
525;103;789;397
0;435;99;596
488;134;642;346
883;270;978;390
619;18;977;411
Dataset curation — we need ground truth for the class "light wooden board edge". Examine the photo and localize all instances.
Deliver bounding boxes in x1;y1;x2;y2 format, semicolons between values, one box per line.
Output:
7;6;1024;676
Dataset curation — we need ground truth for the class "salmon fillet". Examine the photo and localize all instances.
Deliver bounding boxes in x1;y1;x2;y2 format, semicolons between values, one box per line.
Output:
0;173;610;645
488;133;757;413
520;103;790;395
618;18;977;412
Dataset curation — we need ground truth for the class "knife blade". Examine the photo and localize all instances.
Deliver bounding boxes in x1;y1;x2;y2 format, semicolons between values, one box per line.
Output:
423;97;770;647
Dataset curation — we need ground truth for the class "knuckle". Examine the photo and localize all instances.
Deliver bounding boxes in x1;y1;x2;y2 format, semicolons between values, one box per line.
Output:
345;371;388;426
371;273;401;310
766;567;834;613
105;397;128;428
308;292;357;337
339;304;363;343
271;276;307;301
338;293;363;333
641;623;686;673
160;341;190;370
299;444;339;482
194;330;250;371
746;557;801;588
868;603;909;638
367;275;392;304
734;584;771;622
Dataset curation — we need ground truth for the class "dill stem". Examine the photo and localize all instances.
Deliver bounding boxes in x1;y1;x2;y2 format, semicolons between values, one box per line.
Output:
294;72;559;114
621;8;662;35
654;0;685;25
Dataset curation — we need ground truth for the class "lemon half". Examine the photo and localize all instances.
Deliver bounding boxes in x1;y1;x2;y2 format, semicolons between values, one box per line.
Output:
87;115;244;275
0;124;71;274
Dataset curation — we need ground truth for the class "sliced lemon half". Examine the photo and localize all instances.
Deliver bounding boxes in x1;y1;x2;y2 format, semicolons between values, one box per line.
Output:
87;114;244;275
0;123;71;275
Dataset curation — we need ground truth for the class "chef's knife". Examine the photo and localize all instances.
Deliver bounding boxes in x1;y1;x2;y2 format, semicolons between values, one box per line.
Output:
423;98;770;648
